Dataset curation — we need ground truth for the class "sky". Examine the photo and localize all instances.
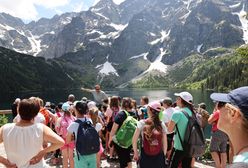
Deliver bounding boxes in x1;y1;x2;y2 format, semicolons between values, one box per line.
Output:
0;0;126;23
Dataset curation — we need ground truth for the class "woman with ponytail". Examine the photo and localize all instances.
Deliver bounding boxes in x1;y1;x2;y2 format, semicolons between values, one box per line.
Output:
168;91;194;168
133;101;168;168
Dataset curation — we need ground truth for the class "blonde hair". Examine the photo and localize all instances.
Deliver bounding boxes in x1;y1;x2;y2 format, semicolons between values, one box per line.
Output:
88;107;99;126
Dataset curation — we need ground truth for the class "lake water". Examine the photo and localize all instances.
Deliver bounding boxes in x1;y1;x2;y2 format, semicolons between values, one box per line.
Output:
0;88;215;138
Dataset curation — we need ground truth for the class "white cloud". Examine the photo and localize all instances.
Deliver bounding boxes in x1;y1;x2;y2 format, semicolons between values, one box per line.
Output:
113;0;126;5
93;0;101;6
0;0;70;21
0;0;38;20
72;2;87;12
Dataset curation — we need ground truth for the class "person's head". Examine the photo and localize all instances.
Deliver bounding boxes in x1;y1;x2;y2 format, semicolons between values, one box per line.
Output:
174;91;193;108
140;96;149;106
45;102;51;109
18;99;40;121
198;102;206;110
87;101;97;109
131;99;137;109
121;97;133;111
75;101;88;116
29;97;42;108
62;102;72;116
144;101;162;138
110;96;119;108
14;98;21;105
162;97;173;109
95;84;101;93
88;107;99;126
210;86;248;136
68;94;75;103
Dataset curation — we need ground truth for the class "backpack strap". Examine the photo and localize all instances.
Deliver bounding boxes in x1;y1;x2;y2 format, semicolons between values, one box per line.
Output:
123;110;130;117
175;110;191;151
175;124;184;151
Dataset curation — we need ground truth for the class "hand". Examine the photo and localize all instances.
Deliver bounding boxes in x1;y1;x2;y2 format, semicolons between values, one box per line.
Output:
133;151;139;161
29;150;46;165
2;159;17;168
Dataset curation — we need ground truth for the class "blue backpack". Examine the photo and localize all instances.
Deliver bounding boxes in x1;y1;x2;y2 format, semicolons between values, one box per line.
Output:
74;119;100;158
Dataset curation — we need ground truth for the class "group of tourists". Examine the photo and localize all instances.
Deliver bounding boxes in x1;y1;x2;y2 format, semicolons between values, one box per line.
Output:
0;85;248;168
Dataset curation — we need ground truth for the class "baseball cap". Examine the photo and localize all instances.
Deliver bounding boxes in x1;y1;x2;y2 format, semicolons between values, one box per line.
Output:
174;92;193;104
62;102;70;112
210;86;248;117
148;101;162;112
87;101;97;109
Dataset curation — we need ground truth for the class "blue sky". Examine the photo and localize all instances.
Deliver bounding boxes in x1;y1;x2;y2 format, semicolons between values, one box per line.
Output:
0;0;100;23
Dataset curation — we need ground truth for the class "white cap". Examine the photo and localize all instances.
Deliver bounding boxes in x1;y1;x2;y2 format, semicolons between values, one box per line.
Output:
174;92;193;104
87;101;96;109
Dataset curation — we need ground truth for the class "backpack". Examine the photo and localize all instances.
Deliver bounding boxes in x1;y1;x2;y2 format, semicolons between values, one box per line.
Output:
196;108;210;128
142;122;163;156
74;119;100;157
113;110;138;148
59;116;74;139
176;110;205;157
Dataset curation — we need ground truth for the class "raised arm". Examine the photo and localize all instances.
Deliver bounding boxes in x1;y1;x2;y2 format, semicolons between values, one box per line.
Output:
81;87;93;93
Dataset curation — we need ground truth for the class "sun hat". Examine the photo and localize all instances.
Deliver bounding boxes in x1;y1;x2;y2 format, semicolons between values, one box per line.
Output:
210;86;248;118
148;101;162;112
174;91;193;104
62;102;70;112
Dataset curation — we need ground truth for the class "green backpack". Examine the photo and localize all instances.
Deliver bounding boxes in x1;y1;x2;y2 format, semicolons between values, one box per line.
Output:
113;110;138;148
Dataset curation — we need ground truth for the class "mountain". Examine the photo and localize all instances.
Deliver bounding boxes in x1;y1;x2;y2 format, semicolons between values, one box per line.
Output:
0;0;247;89
0;47;78;93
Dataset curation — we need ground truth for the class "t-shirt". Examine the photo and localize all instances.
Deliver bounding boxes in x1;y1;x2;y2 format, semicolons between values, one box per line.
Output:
67;118;93;139
114;110;135;129
162;107;175;124
211;110;220;132
171;107;192;151
91;90;108;105
14;113;45;124
233;152;248;163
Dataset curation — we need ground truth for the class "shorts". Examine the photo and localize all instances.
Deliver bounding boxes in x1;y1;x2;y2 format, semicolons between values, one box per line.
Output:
74;153;96;168
114;143;132;168
139;148;166;168
61;141;75;151
210;130;228;153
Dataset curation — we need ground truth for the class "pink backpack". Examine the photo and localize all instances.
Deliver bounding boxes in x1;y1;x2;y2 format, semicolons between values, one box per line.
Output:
59;115;75;139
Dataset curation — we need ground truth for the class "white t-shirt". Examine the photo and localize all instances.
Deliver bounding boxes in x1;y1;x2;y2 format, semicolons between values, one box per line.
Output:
67;118;93;139
161;107;175;124
14;113;45;124
137;119;168;139
2;123;48;168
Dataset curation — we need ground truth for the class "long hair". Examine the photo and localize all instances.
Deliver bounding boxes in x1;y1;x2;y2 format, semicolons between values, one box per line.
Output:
181;98;195;114
143;108;162;143
121;97;132;110
89;107;99;126
110;96;119;109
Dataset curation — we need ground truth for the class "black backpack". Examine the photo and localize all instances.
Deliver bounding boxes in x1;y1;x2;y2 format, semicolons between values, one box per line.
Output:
176;110;206;157
74;119;100;159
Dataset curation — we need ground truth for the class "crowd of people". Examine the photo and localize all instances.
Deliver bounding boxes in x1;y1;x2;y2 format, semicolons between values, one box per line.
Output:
0;85;247;168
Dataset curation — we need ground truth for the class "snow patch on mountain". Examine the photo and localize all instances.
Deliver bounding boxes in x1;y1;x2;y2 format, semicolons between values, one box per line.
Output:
197;44;203;53
149;30;170;45
233;4;248;44
229;2;241;9
129;52;148;59
94;12;110;20
97;61;119;76
110;23;128;31
27;33;41;56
